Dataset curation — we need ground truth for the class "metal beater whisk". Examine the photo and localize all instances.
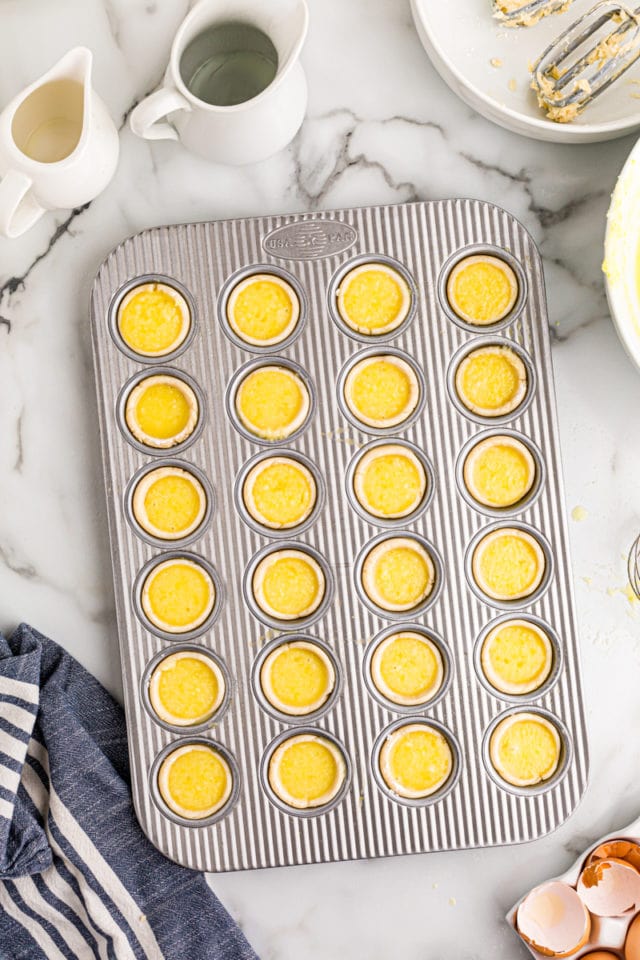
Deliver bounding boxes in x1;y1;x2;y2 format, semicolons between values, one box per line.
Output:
493;0;574;26
628;534;640;598
532;2;640;120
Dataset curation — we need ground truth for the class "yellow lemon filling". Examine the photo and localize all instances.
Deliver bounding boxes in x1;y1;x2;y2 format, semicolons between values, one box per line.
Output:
337;262;411;335
344;355;420;429
455;346;527;418
354;444;426;519
362;537;435;612
371;632;444;706
490;713;561;787
447;255;518;326
472;528;545;601
149;651;224;725
243;457;316;529
481;620;553;695
380;724;453;799
260;640;335;716
132;466;207;540
141;558;215;633
227;274;300;345
117;282;191;356
125;375;199;448
268;734;346;809
253;550;325;621
158;743;232;819
235;366;310;440
463;435;536;509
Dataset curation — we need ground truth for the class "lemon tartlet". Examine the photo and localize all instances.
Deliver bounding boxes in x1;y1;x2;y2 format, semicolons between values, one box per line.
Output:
489;712;561;787
158;743;232;819
260;640;335;716
362;537;435;612
132;466;207;540
235;365;310;440
472;528;546;601
481;620;553;696
268;733;346;809
344;355;420;429
243;457;317;529
354;445;427;519
371;632;444;706
149;651;225;726
141;557;215;634
446;255;518;326
379;723;453;799
226;273;300;346
455;346;527;418
252;549;326;621
336;262;412;336
117;282;191;357
463;435;536;509
125;375;199;449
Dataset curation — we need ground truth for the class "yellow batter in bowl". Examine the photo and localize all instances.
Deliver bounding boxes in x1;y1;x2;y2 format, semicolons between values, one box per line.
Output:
268;733;346;809
446;255;518;326
481;619;553;696
158;742;232;819
117;282;191;357
141;557;215;634
125;375;199;449
243;456;317;529
260;640;335;716
472;527;546;601
362;537;435;612
226;273;300;346
344;355;420;429
371;631;444;706
455;346;527;418
235;365;310;440
463;435;536;509
252;549;326;621
379;723;453;799
489;712;561;788
149;650;225;726
336;262;412;336
132;466;207;540
353;444;427;519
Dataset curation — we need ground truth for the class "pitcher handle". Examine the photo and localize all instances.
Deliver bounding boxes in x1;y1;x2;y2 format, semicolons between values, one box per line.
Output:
0;170;46;239
130;87;191;142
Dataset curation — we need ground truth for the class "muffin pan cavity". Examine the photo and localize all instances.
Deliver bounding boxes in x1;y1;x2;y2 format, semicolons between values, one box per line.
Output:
90;199;587;873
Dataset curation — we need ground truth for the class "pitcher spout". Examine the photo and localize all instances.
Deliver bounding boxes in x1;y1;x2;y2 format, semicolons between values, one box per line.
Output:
46;46;93;89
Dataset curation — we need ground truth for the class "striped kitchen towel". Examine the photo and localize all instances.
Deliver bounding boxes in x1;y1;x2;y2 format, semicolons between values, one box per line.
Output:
0;623;258;960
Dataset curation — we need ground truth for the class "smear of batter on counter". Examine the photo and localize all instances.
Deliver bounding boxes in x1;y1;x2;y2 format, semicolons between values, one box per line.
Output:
571;505;588;521
490;57;504;68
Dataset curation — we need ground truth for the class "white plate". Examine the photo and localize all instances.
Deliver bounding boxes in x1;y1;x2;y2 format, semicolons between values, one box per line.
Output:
605;135;640;370
410;0;640;143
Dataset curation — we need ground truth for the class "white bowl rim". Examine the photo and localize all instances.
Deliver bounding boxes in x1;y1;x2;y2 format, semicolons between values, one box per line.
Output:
604;135;640;371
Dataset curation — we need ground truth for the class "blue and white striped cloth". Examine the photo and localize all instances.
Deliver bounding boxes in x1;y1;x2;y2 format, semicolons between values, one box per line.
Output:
0;623;258;960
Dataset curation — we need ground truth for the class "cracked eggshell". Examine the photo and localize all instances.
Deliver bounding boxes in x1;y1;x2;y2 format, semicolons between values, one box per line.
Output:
577;858;640;918
516;880;590;958
587;840;640;873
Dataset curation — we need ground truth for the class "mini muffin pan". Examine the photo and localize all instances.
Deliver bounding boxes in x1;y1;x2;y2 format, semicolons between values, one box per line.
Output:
90;199;588;872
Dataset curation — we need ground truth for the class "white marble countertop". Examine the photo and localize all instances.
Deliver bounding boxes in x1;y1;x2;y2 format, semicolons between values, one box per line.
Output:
3;0;640;956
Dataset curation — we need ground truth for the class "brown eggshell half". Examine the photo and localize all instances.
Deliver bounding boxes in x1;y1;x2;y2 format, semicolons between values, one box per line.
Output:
626;912;640;960
577;858;640;917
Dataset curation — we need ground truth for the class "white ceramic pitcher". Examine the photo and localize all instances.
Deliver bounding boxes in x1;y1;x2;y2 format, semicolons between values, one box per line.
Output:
130;0;308;165
0;47;119;239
